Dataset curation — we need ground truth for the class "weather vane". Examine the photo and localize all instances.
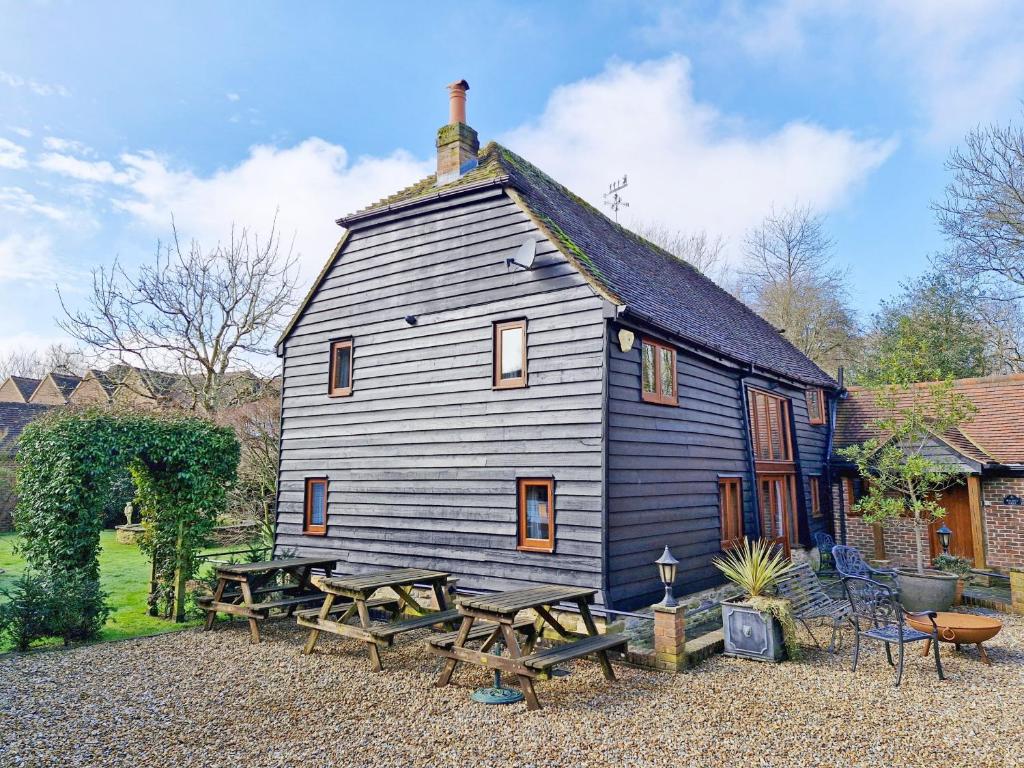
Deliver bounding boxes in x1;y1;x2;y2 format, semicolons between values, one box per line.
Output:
603;175;629;221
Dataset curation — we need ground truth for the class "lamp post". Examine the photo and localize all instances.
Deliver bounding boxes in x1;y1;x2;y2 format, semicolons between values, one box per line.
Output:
937;524;952;555
655;546;679;607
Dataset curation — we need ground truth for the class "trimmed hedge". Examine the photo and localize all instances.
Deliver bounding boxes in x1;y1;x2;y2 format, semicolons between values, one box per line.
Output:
15;408;239;634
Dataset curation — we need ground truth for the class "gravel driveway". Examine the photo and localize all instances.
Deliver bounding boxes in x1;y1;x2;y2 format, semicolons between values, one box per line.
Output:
2;612;1022;768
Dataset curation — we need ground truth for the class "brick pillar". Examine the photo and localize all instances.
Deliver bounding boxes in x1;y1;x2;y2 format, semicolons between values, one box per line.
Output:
1011;568;1024;616
653;605;686;672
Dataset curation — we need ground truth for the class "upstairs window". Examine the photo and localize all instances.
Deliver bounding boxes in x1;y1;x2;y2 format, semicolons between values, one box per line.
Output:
494;320;527;389
806;388;826;426
304;477;328;536
809;475;822;518
719;477;744;550
748;388;792;464
329;339;353;397
517;478;554;552
641;338;677;405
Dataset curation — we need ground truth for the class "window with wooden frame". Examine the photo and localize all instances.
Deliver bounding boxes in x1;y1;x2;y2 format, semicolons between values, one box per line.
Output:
641;338;678;405
747;388;793;465
494;319;527;389
805;388;826;426
809;475;822;518
517;478;554;552
719;477;744;550
328;339;353;397
304;477;328;536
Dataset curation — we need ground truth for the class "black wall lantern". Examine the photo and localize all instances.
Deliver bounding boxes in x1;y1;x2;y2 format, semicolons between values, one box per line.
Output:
937;524;952;555
655;546;679;607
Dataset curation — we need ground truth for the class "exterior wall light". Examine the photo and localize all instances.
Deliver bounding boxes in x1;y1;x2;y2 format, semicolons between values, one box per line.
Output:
655;546;679;607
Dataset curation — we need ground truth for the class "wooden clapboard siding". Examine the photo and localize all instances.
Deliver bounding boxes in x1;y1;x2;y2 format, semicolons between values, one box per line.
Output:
606;328;752;610
276;189;608;597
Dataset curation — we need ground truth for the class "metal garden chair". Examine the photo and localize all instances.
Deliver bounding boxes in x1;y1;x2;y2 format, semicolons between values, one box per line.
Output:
832;544;897;583
812;532;836;573
842;574;944;686
774;562;853;653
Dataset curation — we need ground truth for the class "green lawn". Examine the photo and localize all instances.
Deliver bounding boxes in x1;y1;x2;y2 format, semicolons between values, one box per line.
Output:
0;530;203;651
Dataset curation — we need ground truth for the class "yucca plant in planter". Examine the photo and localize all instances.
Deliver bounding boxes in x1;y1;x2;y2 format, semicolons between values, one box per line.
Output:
714;538;797;662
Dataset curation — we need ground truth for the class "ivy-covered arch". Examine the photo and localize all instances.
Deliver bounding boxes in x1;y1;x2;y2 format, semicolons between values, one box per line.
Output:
16;408;238;633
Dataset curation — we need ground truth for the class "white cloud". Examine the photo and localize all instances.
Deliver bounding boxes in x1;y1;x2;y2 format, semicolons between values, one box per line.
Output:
8;127;32;139
0;233;64;284
42;136;93;156
673;0;1024;145
36;152;130;184
0;138;28;169
0;187;67;221
501;56;894;264
226;92;241;102
0;70;70;97
110;139;430;278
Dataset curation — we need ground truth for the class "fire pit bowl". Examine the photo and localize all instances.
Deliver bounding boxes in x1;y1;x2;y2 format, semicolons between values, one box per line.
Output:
906;611;1003;665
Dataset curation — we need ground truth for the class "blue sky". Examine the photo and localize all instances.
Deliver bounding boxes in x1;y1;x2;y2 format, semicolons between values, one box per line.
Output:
3;1;1024;357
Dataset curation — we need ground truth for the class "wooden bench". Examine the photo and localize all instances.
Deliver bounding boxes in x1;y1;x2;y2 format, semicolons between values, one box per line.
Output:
521;633;628;671
294;596;400;621
367;608;460;640
428;617;537;650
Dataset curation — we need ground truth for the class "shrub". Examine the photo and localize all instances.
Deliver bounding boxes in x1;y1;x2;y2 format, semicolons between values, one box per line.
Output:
0;572;54;651
932;553;973;578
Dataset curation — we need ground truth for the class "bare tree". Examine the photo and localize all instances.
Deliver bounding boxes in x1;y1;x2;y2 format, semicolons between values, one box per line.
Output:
934;114;1024;366
631;222;726;278
740;204;859;375
58;220;298;413
0;344;86;380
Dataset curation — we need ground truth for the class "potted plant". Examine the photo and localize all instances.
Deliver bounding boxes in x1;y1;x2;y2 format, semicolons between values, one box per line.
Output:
714;538;798;662
933;553;973;605
839;372;976;613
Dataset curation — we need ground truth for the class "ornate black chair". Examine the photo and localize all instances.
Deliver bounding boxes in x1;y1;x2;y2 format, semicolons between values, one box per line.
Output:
813;532;836;573
832;544;897;582
842;574;944;686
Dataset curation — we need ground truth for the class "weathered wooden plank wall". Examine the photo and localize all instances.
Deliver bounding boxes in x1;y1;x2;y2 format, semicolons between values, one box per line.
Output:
276;189;609;595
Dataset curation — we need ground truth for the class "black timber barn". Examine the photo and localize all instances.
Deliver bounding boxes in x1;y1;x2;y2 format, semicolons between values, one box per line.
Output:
274;82;838;610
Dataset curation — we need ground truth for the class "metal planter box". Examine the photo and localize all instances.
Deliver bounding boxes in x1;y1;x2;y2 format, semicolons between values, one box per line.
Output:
721;598;785;662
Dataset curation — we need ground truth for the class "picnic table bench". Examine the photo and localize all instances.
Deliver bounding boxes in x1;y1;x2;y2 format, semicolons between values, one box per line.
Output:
199;557;336;643
299;567;457;671
430;585;627;710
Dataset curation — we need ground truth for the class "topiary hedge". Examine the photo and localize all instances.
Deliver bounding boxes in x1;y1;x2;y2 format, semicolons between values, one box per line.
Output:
15;408;239;635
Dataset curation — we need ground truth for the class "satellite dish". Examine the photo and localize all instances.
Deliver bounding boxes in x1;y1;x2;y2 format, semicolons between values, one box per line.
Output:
506;238;537;271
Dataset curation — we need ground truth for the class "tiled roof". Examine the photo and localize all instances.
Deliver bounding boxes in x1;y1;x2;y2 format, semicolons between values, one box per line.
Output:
9;376;41;400
50;372;82;398
340;142;836;389
835;374;1024;465
0;402;51;450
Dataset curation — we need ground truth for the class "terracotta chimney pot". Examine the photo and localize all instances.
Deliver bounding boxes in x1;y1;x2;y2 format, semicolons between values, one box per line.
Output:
448;79;469;125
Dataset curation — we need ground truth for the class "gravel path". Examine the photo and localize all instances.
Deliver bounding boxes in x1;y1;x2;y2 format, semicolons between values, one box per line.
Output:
2;612;1022;768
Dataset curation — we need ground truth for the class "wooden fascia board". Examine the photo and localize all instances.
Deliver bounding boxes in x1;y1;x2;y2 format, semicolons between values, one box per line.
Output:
275;229;352;356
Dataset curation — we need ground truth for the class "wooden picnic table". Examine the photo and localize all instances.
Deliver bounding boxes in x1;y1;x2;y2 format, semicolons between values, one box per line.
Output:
200;556;336;644
298;567;456;671
429;584;627;710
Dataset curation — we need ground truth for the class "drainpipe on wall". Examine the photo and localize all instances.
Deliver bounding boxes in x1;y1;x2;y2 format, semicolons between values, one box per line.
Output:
830;367;848;545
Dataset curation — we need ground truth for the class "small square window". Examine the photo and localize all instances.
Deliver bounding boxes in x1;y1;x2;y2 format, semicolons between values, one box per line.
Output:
517;478;554;552
719;477;743;550
806;388;826;426
329;339;353;397
641;338;678;406
494;320;527;389
304;478;328;536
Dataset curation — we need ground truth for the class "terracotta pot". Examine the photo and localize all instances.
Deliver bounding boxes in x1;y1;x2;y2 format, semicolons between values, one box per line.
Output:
954;578;964;606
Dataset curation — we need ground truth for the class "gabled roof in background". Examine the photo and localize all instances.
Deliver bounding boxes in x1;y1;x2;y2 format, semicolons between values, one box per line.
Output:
8;376;41;401
835;374;1024;465
0;402;51;450
48;372;82;399
293;141;835;389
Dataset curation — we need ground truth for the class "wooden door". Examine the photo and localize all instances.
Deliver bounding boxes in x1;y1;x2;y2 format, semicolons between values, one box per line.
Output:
928;484;975;560
758;474;795;556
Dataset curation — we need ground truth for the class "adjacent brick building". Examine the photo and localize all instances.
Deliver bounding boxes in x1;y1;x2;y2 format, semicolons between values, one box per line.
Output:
833;374;1024;572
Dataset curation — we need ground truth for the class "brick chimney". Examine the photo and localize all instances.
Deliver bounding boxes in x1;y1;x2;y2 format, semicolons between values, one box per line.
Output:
436;79;479;185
